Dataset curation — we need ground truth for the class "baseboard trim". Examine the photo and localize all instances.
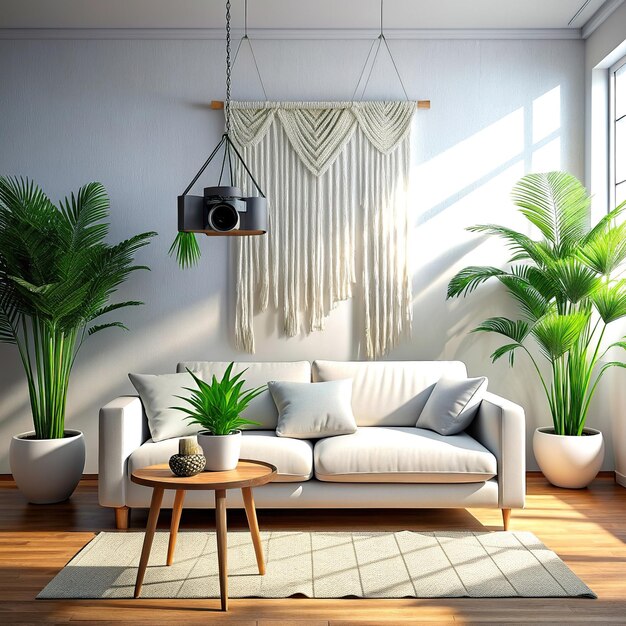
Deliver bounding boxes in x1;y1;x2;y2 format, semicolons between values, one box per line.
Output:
616;471;626;487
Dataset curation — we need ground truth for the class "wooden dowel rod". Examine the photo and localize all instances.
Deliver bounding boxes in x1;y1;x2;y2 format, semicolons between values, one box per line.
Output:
210;100;430;110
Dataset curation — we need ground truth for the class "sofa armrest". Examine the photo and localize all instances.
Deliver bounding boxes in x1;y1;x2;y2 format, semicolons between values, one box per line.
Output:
468;391;525;509
98;396;148;508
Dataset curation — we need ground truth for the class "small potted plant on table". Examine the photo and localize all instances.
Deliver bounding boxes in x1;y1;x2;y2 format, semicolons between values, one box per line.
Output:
174;364;264;471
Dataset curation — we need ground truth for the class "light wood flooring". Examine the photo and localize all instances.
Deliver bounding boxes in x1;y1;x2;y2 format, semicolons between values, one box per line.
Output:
0;474;625;624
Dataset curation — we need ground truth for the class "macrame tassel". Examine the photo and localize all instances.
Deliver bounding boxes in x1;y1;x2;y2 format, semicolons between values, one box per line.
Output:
284;145;298;336
234;236;255;352
361;129;412;359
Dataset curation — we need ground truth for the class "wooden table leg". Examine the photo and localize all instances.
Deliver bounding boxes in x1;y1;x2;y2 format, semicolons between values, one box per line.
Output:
242;487;265;575
215;489;228;611
134;486;164;598
167;489;185;566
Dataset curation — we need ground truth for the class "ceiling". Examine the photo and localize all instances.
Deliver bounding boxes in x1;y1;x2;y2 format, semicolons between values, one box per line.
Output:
0;0;616;31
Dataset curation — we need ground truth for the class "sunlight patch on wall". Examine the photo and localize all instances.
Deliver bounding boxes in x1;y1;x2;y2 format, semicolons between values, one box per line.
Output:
415;161;526;300
532;137;561;172
413;107;525;217
532;86;561;144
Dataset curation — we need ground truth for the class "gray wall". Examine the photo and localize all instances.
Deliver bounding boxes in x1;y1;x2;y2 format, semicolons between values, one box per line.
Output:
0;36;585;472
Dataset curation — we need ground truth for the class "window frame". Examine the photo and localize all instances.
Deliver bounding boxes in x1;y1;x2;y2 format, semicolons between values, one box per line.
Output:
609;54;626;210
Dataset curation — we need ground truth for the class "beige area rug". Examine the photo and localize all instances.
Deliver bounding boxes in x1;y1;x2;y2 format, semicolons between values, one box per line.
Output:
38;531;595;599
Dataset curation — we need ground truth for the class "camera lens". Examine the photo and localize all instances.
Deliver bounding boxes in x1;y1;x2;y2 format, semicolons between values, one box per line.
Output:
207;203;239;232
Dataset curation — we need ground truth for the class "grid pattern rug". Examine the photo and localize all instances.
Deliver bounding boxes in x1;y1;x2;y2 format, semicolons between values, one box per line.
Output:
38;530;595;599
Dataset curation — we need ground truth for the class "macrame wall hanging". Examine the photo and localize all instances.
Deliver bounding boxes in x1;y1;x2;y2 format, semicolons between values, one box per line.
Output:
230;100;414;359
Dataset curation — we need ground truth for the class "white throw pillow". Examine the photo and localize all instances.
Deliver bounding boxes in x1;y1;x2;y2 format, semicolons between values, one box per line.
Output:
416;376;488;436
128;372;201;442
269;379;357;439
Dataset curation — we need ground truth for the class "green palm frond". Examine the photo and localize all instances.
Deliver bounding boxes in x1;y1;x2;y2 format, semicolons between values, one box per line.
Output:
545;257;601;304
169;232;201;268
89;300;144;321
521;265;561;301
498;272;551;320
531;312;590;360
467;224;553;266
446;266;506;298
58;182;110;251
472;317;531;366
591;281;626;324
472;316;530;343
578;221;626;276
490;343;524;366
511;171;589;255
581;198;626;245
87;321;129;336
0;292;20;344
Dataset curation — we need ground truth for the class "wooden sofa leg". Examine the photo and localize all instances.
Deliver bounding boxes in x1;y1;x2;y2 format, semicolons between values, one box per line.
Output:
502;508;511;531
115;506;130;530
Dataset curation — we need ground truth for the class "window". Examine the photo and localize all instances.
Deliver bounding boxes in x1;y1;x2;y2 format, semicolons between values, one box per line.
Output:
610;56;626;209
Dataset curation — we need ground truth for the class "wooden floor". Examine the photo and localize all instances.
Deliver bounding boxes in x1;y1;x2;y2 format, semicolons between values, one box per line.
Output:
1;474;625;625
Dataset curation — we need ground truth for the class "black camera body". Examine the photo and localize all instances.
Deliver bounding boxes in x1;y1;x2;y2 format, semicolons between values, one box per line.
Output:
178;186;267;235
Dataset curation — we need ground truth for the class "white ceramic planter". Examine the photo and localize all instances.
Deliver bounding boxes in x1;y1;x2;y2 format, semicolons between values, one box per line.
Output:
9;430;85;504
533;427;604;489
197;430;242;471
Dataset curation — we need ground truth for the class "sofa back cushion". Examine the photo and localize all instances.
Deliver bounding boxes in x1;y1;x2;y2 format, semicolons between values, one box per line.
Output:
176;361;311;429
312;360;468;427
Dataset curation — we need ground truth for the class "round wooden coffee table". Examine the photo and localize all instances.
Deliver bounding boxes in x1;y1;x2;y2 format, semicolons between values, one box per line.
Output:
130;459;276;611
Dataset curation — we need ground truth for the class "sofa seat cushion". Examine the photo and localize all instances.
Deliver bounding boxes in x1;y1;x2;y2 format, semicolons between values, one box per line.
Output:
314;427;497;483
129;431;313;482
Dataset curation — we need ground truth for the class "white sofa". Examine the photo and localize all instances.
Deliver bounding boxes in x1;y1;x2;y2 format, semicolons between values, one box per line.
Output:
99;360;525;530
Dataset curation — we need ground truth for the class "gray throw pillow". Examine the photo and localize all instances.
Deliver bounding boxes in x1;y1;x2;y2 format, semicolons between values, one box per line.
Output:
269;379;357;439
416;376;488;436
129;372;201;442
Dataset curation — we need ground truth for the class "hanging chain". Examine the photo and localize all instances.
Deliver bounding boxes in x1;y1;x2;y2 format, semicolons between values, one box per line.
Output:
225;0;232;134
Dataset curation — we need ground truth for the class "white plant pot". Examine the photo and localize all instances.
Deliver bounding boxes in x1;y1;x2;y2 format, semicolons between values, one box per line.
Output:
533;427;604;489
197;430;242;471
9;430;86;504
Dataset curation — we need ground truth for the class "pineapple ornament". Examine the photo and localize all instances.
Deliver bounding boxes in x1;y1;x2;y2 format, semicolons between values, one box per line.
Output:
169;438;206;477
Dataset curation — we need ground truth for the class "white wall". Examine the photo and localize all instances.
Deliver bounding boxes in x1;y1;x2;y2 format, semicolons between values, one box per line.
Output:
0;36;584;472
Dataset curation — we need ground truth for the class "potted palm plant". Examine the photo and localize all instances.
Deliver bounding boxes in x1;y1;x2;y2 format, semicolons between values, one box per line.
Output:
173;364;264;471
448;171;626;488
0;177;155;503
